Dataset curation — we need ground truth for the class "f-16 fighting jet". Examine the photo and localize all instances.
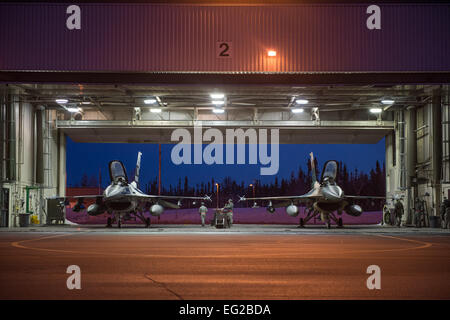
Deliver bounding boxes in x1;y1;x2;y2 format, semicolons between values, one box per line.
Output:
239;152;384;228
69;152;211;228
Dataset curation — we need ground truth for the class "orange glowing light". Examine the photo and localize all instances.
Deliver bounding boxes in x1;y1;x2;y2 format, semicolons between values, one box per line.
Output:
267;50;277;57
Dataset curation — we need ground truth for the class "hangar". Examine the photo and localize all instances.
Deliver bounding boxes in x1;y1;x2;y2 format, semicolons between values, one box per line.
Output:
0;1;449;228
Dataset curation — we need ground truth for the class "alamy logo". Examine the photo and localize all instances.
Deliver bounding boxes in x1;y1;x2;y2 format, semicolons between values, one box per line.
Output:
170;125;279;175
66;265;81;290
366;265;381;290
366;5;381;30
66;5;81;30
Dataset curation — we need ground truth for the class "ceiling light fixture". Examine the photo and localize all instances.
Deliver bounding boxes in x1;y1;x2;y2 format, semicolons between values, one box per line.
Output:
67;107;82;113
381;99;395;105
213;108;225;114
144;99;157;104
55;99;68;104
370;108;383;114
210;93;225;99
295;99;309;105
291;108;304;113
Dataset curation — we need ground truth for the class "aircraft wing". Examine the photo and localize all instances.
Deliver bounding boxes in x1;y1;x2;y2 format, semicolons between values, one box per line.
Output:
72;195;103;199
128;194;211;201
125;194;211;209
240;189;320;203
344;195;385;200
47;195;103;200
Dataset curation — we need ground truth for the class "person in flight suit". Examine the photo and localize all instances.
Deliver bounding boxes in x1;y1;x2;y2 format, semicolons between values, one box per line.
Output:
224;199;234;227
198;202;208;227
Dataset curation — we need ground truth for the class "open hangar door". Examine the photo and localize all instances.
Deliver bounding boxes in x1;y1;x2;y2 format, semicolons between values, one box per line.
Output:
0;2;449;226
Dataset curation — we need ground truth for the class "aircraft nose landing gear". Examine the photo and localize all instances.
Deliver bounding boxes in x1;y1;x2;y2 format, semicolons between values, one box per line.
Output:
298;218;305;228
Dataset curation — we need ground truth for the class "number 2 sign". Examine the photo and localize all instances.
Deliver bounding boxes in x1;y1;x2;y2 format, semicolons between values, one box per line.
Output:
216;41;232;58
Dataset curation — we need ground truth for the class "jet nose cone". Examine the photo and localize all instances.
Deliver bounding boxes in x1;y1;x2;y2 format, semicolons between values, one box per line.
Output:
322;186;343;200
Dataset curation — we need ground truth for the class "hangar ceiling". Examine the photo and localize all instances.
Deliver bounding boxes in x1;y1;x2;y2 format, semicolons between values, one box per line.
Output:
3;83;434;144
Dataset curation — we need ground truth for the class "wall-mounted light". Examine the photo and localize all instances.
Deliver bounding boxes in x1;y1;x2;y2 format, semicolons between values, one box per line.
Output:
267;50;277;57
55;99;68;104
213;108;225;114
291;108;304;113
150;108;162;113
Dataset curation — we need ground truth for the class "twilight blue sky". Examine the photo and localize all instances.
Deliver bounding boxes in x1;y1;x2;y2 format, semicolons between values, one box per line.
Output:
66;137;385;188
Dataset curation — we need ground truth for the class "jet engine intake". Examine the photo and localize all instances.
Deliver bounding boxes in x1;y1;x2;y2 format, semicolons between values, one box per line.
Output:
150;204;164;216
286;204;299;217
345;204;363;217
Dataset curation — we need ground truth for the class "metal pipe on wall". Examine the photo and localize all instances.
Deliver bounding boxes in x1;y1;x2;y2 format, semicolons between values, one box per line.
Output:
0;92;6;182
6;94;16;181
432;90;442;214
398;109;407;191
406;106;417;224
35;107;44;185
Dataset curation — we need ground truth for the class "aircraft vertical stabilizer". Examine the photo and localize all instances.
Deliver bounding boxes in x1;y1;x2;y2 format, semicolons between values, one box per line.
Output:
135;151;142;186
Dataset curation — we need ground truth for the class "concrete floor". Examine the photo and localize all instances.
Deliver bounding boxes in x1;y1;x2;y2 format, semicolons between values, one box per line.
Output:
1;224;449;300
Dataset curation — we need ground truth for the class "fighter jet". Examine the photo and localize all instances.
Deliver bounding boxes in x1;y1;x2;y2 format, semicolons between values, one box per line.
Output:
69;152;211;228
239;152;384;228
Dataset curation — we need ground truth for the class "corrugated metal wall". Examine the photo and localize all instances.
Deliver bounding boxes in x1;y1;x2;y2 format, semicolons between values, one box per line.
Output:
0;3;449;72
443;87;450;183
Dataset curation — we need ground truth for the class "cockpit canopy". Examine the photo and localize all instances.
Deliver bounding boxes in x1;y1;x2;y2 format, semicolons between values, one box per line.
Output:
109;160;128;184
320;160;338;184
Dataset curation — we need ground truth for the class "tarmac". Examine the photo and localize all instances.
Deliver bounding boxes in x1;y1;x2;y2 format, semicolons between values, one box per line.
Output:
1;223;450;234
1;224;449;299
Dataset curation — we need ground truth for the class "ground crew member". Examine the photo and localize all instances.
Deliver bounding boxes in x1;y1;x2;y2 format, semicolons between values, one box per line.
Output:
224;199;234;227
415;198;426;228
198;202;208;227
394;197;404;227
441;197;450;229
446;205;450;229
